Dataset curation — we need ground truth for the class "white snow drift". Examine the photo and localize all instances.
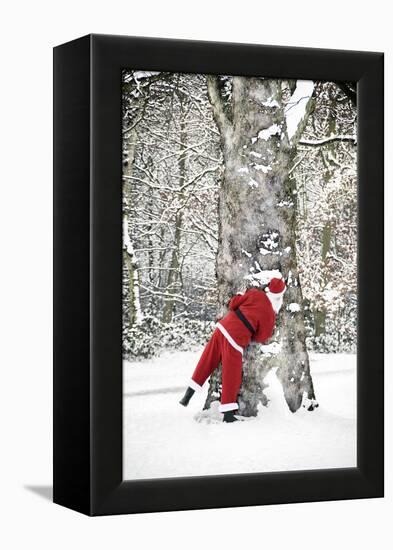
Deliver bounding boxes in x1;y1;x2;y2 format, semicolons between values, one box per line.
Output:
123;351;356;480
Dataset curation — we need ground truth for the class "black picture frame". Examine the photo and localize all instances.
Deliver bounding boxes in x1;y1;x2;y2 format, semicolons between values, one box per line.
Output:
53;34;384;516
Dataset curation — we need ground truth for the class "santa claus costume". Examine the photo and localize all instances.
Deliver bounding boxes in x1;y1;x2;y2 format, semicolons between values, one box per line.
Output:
179;277;286;422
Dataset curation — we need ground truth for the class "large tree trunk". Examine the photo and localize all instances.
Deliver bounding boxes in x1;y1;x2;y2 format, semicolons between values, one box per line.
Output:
204;76;317;416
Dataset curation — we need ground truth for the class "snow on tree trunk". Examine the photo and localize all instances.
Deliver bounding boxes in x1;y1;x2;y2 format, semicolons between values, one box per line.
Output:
123;216;143;325
123;121;143;326
204;76;317;416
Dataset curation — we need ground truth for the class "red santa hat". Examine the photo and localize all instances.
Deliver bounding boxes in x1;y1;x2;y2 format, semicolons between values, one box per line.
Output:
267;277;286;294
265;277;286;313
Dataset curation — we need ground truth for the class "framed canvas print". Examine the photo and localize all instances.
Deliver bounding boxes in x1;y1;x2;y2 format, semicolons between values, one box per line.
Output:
53;34;384;515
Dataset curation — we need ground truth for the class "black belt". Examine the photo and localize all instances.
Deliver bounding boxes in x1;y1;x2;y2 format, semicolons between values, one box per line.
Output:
234;308;255;335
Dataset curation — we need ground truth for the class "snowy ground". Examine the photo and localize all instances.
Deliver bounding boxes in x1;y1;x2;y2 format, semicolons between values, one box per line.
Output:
123;351;356;480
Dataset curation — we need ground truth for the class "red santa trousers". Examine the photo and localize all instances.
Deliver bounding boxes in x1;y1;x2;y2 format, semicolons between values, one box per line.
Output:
189;323;243;412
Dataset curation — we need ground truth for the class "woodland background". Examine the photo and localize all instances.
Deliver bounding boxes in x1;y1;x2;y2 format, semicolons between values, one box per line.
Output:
122;71;357;362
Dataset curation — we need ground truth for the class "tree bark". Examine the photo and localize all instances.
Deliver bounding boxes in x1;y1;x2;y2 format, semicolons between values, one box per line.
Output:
123;112;143;325
123;216;143;325
205;76;317;416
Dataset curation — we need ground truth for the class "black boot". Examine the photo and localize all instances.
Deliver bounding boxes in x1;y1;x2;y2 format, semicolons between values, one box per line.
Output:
223;410;238;423
179;387;195;407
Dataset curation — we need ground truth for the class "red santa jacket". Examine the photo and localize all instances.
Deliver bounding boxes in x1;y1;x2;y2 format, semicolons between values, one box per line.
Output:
218;288;276;348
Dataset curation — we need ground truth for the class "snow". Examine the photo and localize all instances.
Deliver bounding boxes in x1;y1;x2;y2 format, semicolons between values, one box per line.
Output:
285;80;314;141
324;288;340;300
260;341;282;355
288;303;301;312
133;70;161;80
261;236;278;249
257;123;281;141
244;268;282;285
248;178;259;188
254;163;272;174
262;98;280;108
237;167;249;174
277;199;294;207
123;351;356;480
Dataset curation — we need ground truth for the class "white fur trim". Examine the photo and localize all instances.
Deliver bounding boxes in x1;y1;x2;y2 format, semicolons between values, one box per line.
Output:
189;379;203;392
219;402;239;412
216;323;244;355
267;288;286;297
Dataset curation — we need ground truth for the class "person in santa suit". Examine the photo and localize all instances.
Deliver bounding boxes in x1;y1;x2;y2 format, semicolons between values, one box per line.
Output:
179;277;287;422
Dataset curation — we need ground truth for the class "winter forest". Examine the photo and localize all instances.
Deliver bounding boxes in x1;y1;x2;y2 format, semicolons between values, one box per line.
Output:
122;70;357;479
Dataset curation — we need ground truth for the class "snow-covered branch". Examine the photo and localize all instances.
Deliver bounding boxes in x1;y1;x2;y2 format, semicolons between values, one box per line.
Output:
298;135;357;147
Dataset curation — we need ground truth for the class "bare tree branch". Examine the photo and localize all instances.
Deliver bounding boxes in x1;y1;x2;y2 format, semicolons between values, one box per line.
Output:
299;135;357;147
